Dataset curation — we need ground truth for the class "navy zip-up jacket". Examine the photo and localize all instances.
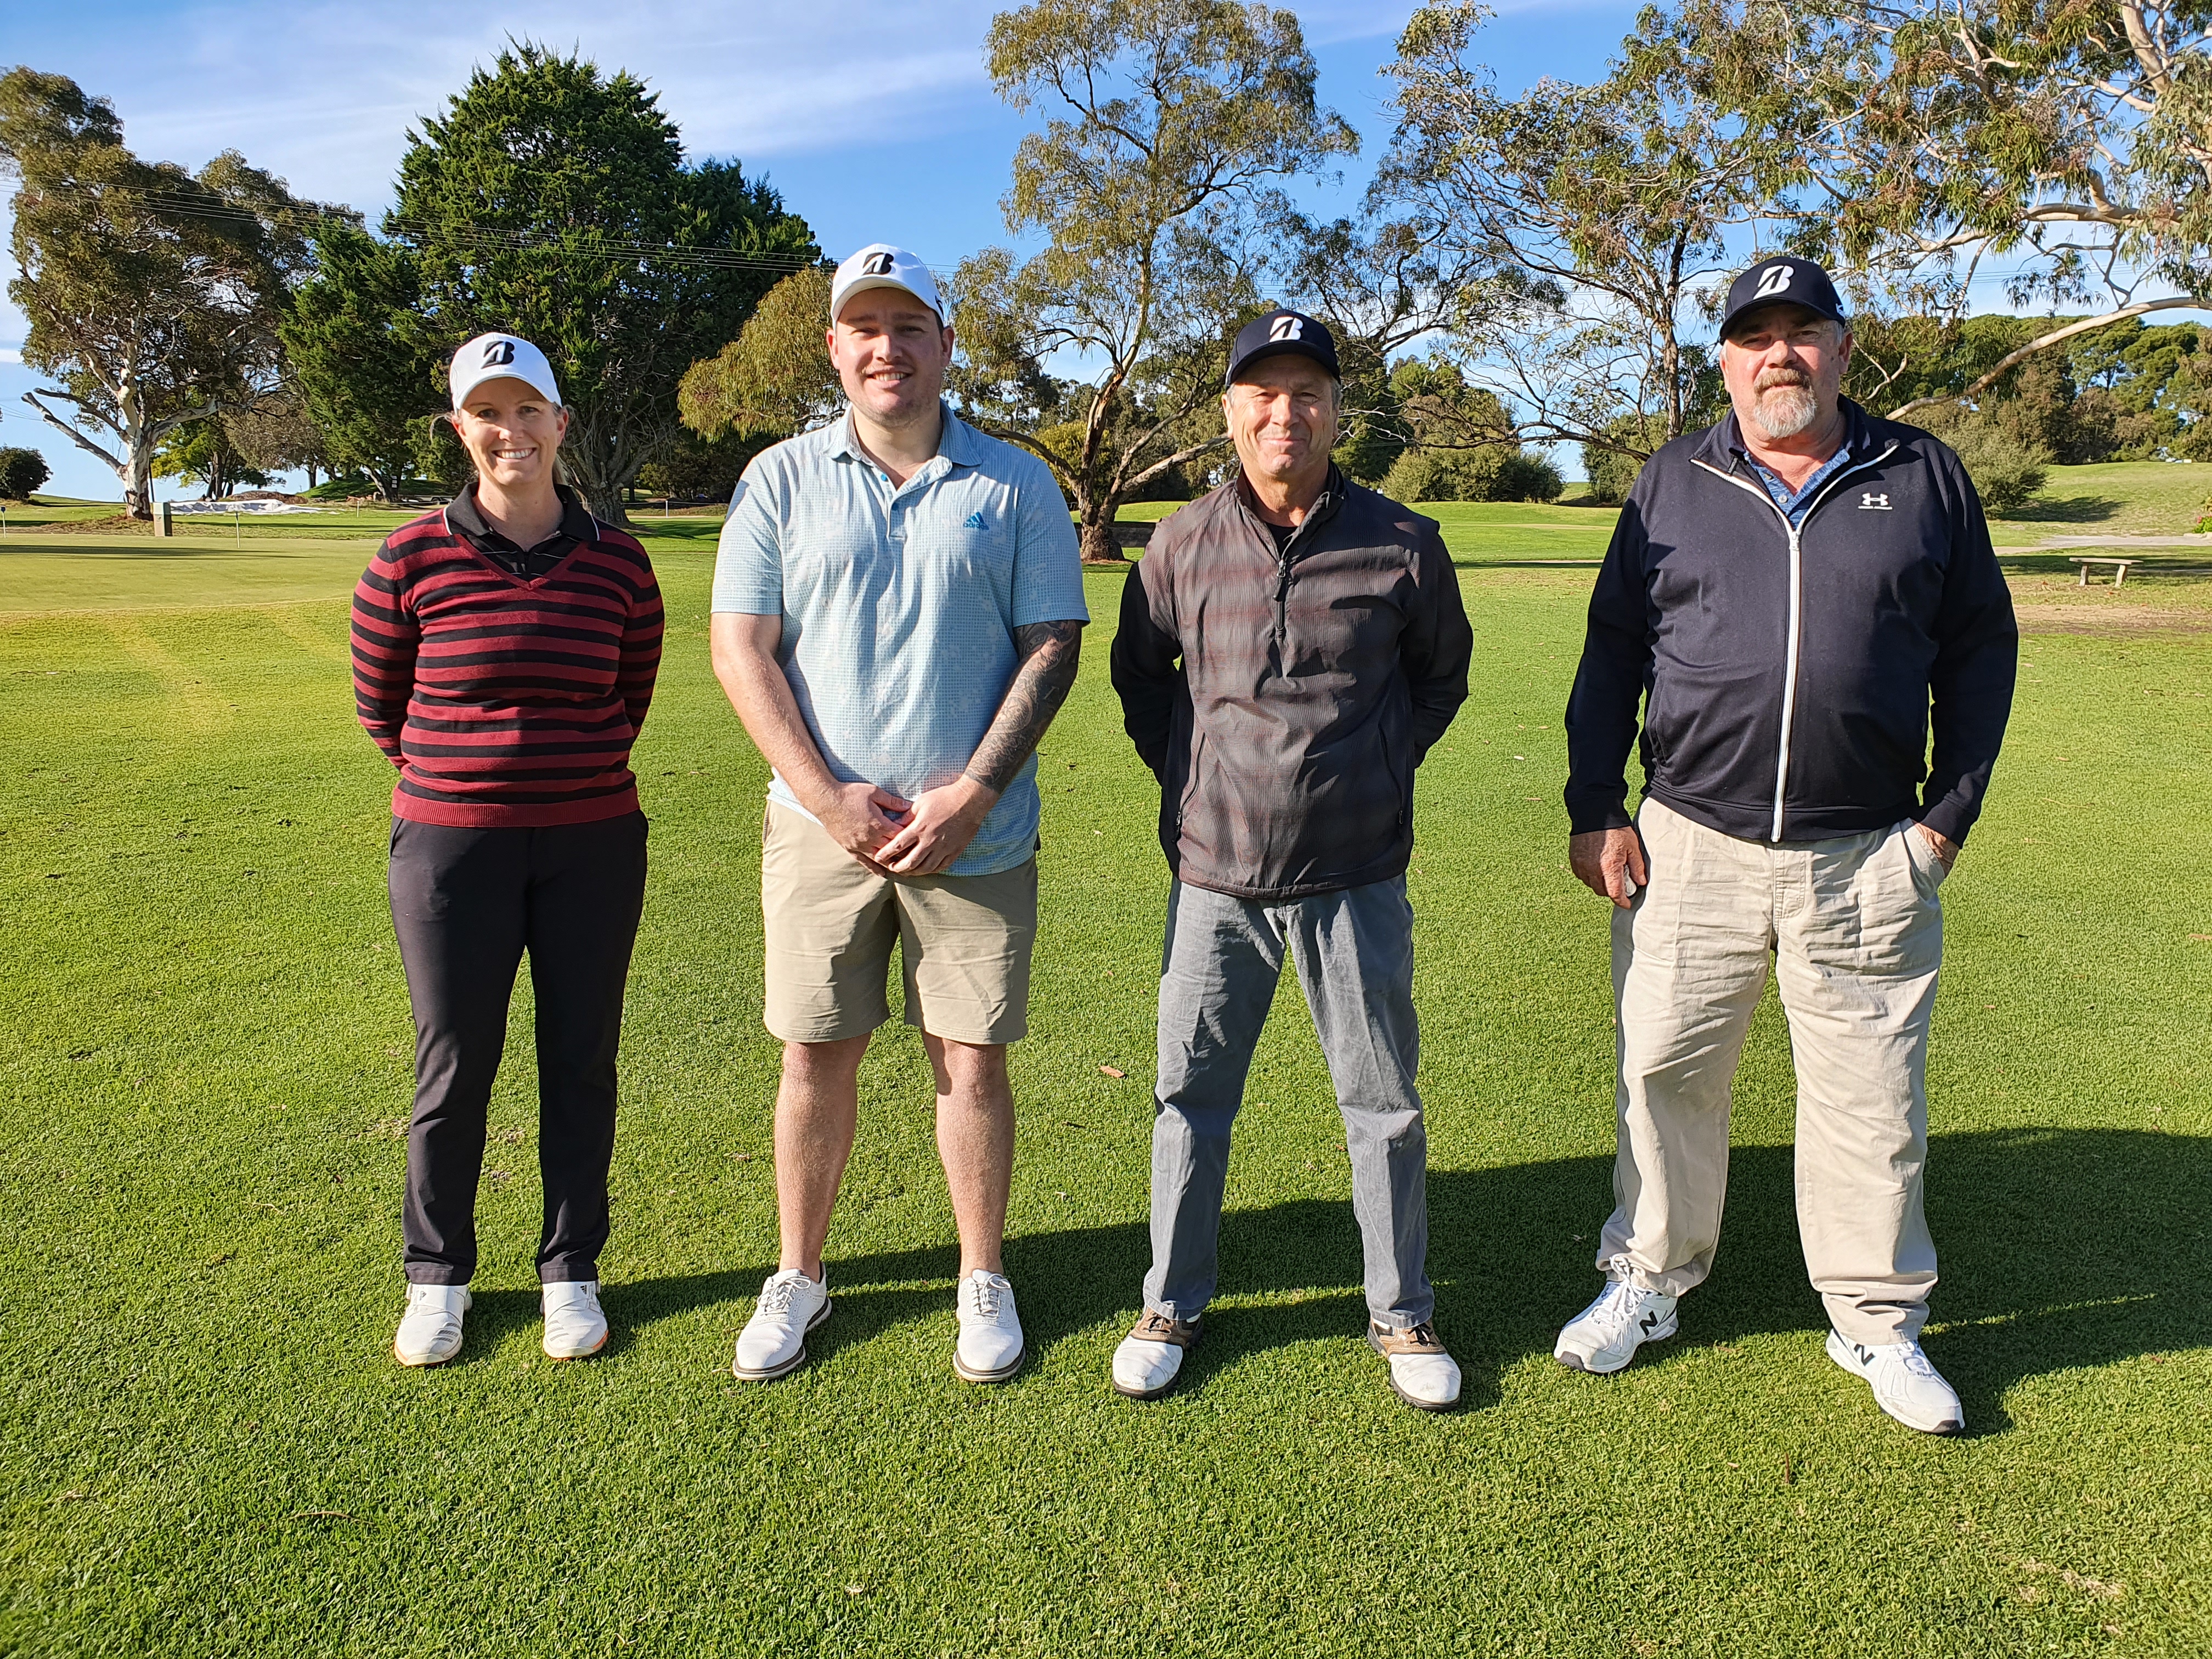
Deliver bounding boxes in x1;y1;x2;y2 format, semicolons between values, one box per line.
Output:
1564;400;2017;845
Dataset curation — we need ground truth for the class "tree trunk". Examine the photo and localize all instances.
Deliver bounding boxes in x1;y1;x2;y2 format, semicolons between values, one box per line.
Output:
123;431;155;520
1076;493;1125;564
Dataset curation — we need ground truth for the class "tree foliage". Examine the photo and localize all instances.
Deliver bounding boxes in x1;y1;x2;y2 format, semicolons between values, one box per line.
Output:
377;43;817;522
1670;0;2212;412
676;264;840;443
0;447;50;500
958;0;1357;561
1375;2;1795;461
281;221;444;501
0;67;330;516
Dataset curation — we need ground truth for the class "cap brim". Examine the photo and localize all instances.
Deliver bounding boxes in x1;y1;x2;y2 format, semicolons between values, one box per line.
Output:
832;276;941;321
451;369;562;410
1720;297;1848;339
1227;340;1341;383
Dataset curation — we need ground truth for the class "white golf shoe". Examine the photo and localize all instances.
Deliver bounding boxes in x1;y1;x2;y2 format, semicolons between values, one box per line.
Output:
952;1269;1026;1384
1555;1264;1679;1375
1369;1320;1462;1411
394;1283;471;1367
732;1268;832;1381
1110;1311;1202;1400
541;1280;608;1361
1826;1330;1964;1435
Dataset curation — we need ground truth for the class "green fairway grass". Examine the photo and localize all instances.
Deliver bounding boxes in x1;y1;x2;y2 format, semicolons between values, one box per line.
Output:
1;517;2207;1656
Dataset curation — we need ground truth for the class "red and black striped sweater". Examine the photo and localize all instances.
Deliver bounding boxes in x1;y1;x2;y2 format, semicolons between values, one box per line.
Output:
351;495;664;828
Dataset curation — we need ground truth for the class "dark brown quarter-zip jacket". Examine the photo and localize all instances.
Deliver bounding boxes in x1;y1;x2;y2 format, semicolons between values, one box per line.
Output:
1111;469;1473;901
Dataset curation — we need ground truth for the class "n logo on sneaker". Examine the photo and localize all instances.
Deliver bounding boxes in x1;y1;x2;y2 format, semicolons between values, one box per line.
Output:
1640;1310;1662;1335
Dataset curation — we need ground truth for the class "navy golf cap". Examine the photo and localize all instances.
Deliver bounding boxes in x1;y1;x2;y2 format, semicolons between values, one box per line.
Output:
1719;256;1848;338
1226;308;1340;385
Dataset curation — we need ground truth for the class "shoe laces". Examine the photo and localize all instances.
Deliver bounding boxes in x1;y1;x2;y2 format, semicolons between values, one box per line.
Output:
1891;1341;1940;1380
1585;1261;1647;1338
758;1273;808;1317
964;1273;1006;1318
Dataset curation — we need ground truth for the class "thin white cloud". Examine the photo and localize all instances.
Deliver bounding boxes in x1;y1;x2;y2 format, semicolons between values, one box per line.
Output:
41;2;1006;215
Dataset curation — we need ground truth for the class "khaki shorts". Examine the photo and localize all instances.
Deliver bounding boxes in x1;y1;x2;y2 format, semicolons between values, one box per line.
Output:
760;801;1037;1046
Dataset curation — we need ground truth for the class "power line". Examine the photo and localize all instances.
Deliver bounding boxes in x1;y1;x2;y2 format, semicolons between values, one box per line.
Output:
18;182;833;278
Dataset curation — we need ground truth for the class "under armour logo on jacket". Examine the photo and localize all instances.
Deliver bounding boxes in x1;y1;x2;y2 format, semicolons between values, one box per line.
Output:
861;251;895;275
1268;315;1304;342
1752;263;1793;298
1860;492;1891;510
481;340;516;367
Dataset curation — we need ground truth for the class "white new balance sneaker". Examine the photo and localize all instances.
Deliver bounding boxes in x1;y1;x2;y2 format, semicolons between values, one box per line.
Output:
541;1280;608;1361
1826;1330;1964;1435
1554;1262;1679;1375
1111;1311;1201;1400
952;1269;1025;1384
394;1283;471;1367
1369;1320;1462;1410
732;1268;832;1381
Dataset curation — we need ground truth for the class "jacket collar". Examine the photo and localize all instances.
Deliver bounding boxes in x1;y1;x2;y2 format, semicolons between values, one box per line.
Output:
1234;462;1346;539
1694;397;1880;477
447;480;595;550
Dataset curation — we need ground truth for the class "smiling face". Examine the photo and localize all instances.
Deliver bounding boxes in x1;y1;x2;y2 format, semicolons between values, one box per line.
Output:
1720;303;1853;442
450;378;569;490
827;289;952;431
1224;355;1341;494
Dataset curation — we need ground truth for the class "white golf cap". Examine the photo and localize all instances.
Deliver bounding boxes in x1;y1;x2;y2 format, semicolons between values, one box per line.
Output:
830;244;943;324
449;332;563;410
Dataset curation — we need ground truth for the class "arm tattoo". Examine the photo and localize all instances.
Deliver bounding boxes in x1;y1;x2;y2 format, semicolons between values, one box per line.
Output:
964;619;1085;795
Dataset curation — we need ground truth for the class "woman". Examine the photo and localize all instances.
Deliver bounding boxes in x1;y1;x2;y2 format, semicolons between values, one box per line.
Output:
352;332;664;1366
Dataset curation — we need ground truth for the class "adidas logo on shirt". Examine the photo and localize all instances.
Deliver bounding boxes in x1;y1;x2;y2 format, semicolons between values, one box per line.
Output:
963;511;991;530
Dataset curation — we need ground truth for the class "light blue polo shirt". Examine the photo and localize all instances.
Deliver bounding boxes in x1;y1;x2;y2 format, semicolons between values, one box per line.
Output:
713;404;1087;876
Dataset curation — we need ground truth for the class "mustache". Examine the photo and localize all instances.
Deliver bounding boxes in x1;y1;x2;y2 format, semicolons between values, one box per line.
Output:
1756;368;1812;392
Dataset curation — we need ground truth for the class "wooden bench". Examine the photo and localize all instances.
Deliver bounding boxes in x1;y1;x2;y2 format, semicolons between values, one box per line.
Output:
2069;555;2212;588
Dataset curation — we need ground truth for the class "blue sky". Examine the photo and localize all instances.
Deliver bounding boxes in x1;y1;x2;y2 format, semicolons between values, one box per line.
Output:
0;1;1652;499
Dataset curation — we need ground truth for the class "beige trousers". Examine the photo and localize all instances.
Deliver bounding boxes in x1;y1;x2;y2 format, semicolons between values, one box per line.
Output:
1601;797;1948;1344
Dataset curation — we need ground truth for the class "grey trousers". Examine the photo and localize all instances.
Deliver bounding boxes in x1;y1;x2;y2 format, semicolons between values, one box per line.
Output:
1144;876;1433;1329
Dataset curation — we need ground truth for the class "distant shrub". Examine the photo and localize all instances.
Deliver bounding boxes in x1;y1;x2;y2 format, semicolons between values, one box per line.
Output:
1928;414;2051;515
0;447;50;501
1382;445;1562;504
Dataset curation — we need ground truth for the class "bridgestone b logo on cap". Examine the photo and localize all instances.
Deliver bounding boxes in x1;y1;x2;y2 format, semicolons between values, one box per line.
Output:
481;340;516;367
861;251;895;276
1752;263;1794;298
1268;316;1304;342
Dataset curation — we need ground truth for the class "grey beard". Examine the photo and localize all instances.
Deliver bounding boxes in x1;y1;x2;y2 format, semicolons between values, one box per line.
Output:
1749;383;1819;440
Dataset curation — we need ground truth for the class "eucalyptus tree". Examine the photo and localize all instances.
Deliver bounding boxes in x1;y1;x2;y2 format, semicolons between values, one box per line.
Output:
1374;2;1803;465
1727;0;2212;417
0;67;328;516
954;0;1358;562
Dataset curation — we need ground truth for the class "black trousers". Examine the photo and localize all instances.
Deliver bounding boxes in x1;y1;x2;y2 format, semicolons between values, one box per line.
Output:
389;812;648;1285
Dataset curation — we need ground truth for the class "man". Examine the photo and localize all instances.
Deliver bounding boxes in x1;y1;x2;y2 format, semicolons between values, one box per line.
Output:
1109;309;1474;1411
1557;257;2017;1434
710;244;1087;1385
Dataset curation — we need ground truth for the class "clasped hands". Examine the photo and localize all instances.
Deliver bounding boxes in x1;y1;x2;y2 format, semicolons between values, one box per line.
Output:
814;775;1000;877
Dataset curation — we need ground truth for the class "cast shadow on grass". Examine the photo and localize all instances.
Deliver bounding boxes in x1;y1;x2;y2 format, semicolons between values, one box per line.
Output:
614;1126;2207;1425
2002;494;2123;526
